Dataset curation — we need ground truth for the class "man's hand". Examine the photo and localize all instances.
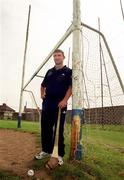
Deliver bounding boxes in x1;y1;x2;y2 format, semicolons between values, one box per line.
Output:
58;99;67;109
41;86;46;100
41;93;46;100
58;86;72;109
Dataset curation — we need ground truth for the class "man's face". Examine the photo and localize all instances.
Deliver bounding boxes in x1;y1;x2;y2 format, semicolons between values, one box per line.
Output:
53;52;64;65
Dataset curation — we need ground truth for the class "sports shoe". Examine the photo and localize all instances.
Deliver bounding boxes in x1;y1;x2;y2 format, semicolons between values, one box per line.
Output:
34;151;50;160
58;156;64;166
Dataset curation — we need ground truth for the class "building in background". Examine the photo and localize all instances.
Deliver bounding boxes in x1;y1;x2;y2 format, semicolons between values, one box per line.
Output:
0;103;15;119
23;105;40;121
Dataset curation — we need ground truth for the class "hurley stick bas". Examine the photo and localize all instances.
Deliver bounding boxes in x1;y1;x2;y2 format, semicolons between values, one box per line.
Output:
45;108;61;170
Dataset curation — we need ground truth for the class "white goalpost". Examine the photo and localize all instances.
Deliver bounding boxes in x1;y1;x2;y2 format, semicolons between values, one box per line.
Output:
18;0;124;161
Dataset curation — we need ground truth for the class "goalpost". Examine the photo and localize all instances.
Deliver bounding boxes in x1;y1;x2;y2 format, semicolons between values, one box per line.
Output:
70;0;84;160
18;0;124;161
18;5;31;128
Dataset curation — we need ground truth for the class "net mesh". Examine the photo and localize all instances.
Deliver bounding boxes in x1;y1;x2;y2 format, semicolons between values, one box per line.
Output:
23;24;124;125
81;25;124;128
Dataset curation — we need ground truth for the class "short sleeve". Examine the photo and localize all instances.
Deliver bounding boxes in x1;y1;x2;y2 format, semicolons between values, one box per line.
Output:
41;70;49;87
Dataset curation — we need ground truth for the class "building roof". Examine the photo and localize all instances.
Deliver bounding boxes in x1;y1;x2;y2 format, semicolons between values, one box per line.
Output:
24;106;40;113
0;103;15;112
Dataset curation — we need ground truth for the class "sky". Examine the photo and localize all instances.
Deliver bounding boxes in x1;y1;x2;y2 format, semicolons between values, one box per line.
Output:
0;0;124;111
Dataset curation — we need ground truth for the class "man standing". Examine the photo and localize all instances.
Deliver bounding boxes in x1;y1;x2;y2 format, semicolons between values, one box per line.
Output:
35;49;72;165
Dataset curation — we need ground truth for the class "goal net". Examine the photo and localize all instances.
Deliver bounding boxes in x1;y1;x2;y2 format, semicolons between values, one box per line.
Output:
22;22;124;125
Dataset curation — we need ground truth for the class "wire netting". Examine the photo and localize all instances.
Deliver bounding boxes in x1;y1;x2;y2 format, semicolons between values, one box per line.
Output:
22;23;124;126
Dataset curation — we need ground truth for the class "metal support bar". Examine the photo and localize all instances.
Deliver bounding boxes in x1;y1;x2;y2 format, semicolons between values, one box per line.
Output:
23;24;73;90
24;89;40;115
82;22;124;94
36;75;44;78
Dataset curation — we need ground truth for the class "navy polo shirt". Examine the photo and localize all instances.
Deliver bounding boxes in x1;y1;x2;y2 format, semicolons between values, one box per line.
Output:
41;65;72;110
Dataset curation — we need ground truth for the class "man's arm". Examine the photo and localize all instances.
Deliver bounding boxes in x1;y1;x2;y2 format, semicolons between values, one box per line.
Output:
58;86;72;109
40;85;46;99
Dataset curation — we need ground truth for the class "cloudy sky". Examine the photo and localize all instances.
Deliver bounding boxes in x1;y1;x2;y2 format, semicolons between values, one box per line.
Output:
0;0;124;111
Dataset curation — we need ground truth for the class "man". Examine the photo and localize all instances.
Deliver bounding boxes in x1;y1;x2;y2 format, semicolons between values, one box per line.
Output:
35;49;72;165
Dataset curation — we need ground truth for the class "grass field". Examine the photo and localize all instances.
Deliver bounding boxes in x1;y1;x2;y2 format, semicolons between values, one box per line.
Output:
0;119;124;180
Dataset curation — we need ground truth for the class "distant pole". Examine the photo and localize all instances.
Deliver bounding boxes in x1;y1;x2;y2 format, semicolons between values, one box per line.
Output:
70;0;84;160
17;5;31;128
120;0;124;21
98;18;104;127
68;47;71;67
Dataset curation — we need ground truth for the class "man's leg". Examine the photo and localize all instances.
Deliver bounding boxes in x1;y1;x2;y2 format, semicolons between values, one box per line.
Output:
35;110;54;159
41;110;54;154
